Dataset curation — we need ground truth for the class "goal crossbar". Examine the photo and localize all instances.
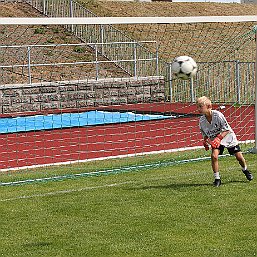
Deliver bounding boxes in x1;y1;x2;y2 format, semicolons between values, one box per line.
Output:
1;16;257;25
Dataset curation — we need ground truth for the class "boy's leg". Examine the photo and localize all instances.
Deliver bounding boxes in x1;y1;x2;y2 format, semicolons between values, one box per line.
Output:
234;151;253;181
211;148;220;174
211;148;221;186
234;151;247;169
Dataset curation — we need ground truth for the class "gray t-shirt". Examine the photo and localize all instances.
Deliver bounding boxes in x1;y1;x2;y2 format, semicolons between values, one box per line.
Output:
199;110;238;148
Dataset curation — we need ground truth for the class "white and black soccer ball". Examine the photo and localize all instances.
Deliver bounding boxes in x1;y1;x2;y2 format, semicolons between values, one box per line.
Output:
171;56;197;80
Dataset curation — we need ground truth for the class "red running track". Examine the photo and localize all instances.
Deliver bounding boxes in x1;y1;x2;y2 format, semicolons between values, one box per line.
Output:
0;103;254;170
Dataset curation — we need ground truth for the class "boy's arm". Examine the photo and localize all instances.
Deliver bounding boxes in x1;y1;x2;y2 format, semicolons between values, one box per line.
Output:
199;125;210;151
220;130;230;139
210;130;230;148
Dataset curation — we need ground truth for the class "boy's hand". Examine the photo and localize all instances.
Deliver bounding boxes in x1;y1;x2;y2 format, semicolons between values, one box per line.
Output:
210;134;223;149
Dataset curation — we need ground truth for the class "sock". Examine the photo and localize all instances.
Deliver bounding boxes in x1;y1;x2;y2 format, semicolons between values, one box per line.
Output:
242;166;247;172
214;172;220;180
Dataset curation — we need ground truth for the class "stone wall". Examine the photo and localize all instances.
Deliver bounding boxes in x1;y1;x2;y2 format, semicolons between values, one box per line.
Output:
0;76;165;115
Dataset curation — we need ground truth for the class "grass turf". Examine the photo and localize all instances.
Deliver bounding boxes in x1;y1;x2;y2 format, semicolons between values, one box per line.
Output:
0;154;256;257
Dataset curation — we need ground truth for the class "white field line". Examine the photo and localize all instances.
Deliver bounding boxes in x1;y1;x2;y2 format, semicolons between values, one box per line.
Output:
0;140;254;173
0;181;133;202
0;169;214;203
3;159;254;203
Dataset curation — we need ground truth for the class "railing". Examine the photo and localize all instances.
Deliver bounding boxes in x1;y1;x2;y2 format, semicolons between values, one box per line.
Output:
167;60;255;104
0;41;158;85
24;0;158;78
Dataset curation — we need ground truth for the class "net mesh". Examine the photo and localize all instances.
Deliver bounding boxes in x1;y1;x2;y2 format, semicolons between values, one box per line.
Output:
0;4;256;185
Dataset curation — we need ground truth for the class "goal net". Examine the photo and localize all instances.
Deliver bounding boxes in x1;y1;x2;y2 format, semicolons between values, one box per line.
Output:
0;15;256;185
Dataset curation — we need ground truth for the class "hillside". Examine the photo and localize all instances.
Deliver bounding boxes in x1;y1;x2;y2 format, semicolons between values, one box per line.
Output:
80;1;257;17
1;1;257;18
0;2;41;17
0;1;256;84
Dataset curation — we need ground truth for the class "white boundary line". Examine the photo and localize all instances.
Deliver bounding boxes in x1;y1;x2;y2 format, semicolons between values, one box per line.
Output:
0;181;132;202
1;16;257;25
0;170;212;202
0;140;254;173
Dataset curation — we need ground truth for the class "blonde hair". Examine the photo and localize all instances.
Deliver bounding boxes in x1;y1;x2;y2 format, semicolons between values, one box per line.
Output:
196;96;212;107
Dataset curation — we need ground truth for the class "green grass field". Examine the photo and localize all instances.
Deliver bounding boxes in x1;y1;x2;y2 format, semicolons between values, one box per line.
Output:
1;153;256;257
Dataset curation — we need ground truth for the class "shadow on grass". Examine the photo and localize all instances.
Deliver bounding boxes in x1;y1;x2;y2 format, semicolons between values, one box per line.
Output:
126;179;249;191
126;182;210;191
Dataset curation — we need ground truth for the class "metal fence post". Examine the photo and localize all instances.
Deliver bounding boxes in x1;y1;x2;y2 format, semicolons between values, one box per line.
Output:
100;25;104;55
27;46;32;84
168;63;173;102
156;43;159;77
70;0;74;33
235;60;241;104
133;42;137;77
190;77;195;103
95;44;99;80
43;0;46;15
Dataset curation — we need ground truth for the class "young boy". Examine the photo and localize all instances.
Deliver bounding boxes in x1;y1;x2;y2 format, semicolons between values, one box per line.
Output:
196;96;253;187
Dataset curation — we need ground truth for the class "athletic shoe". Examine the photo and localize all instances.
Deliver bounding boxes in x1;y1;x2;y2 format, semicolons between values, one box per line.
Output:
243;170;253;181
213;179;221;187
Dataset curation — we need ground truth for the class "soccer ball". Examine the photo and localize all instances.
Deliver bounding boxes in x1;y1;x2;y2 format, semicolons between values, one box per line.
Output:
171;56;197;80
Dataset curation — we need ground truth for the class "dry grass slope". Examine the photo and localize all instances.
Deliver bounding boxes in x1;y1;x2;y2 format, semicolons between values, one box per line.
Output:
1;1;257;19
79;1;257;17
